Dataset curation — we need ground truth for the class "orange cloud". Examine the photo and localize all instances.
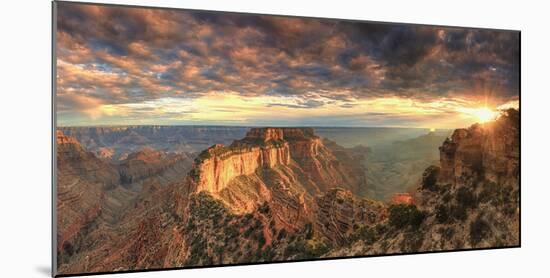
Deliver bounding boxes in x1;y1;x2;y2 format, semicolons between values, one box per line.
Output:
128;41;152;57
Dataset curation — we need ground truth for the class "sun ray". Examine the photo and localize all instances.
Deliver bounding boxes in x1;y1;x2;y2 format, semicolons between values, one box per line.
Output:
457;107;498;123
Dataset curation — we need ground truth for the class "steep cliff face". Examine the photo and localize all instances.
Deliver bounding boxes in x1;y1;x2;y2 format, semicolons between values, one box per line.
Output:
189;140;291;193
283;128;347;194
327;109;520;257
438;109;519;188
406;110;519;251
186;127;367;215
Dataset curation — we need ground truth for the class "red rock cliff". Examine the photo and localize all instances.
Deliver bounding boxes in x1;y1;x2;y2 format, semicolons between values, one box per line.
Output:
189;129;291;193
437;109;519;187
244;127;285;142
188;127;367;199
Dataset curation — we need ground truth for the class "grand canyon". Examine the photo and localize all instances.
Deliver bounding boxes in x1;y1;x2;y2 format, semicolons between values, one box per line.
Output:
54;2;519;275
56;109;519;275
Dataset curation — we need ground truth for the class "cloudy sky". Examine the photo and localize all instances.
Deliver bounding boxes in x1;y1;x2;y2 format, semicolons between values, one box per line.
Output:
55;2;519;128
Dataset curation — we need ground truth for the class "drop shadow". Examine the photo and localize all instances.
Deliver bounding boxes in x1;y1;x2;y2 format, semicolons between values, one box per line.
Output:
35;265;51;277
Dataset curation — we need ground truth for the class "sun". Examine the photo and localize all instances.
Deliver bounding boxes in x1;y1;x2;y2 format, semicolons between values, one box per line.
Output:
459;107;498;123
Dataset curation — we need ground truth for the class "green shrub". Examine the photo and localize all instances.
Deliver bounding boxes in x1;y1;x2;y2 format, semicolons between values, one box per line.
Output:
375;224;388;235
251;230;266;249
284;237;331;259
258;202;270;214
442;192;452;203
401;231;424;252
214;245;224;256
243;226;254;238
410;209;426;228
188;235;208;265
389;204;426;229
257;232;266;248
224;225;239;238
435;204;449;223
186;220;196;231
351;226;377;244
303;222;314;240
277;229;287;240
503;204;516;216
456;187;477;208
258;246;275;261
469;215;491;246
245;213;254;219
284;239;307;257
479;182;513;207
439;184;452;195
449;204;467;221
421;166;440;191
441;227;455;240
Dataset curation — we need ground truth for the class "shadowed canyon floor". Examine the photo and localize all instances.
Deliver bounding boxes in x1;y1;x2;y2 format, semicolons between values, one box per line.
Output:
56;109;519;275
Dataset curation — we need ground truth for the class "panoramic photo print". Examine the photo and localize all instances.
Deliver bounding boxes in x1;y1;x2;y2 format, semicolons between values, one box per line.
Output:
54;2;520;275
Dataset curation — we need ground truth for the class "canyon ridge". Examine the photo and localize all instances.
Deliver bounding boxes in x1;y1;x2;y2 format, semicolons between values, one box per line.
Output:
55;109;519;275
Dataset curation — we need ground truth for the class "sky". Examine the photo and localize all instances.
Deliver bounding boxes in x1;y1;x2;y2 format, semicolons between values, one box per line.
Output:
55;2;519;128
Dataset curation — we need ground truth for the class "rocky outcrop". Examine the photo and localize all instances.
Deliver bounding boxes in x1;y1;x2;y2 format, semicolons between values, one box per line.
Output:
316;188;386;243
186;128;368;213
95;147;114;160
421;165;440;191
57;130;81;145
239;128;366;196
391;193;414;205
118;147;192;185
324;109;520;257
189;141;291;193
267;180;312;232
56;130;119;189
415;110;520;250
244;127;285;142
438;109;519;188
438;126;483;186
56;131;191;274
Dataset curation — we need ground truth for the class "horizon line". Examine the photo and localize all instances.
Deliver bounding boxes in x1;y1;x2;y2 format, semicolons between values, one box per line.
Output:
56;124;452;130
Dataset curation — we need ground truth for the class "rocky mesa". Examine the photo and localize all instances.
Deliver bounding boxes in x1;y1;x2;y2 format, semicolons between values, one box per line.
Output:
185;127;368;215
188;128;291;193
189;128;367;194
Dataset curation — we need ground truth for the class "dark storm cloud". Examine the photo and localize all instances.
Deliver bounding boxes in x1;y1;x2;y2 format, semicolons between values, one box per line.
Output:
56;2;519;117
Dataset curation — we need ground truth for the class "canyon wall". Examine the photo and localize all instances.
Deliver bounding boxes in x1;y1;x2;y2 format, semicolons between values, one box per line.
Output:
118;147;192;185
189;140;291;193
316;188;386;243
56;131;118;262
188;127;366;197
438;109;519;188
